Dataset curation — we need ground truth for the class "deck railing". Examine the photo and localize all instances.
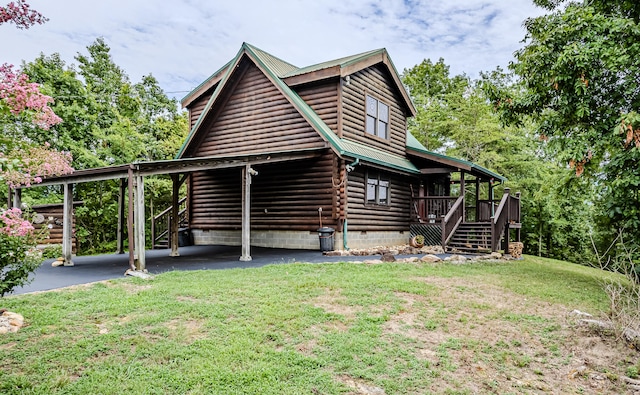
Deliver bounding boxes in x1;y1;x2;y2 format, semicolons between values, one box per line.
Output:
476;199;500;222
441;196;464;248
152;197;187;249
491;188;521;251
411;196;458;223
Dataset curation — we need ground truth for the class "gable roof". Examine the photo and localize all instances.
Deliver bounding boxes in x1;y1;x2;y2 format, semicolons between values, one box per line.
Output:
177;43;419;173
177;43;503;181
181;43;416;115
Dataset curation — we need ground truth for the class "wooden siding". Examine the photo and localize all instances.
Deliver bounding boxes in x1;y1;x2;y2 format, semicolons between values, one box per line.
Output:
341;64;408;156
346;167;413;231
191;60;326;158
187;88;214;130
31;203;79;252
190;153;338;231
295;81;339;134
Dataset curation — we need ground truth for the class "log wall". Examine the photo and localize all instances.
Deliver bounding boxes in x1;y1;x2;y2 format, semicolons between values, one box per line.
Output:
346;167;413;231
341;64;408;156
296;81;339;134
187;89;214;130
31;203;79;252
190;153;338;231
191;60;326;157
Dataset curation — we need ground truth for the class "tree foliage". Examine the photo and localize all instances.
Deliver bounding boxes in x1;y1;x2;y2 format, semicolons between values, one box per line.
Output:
402;59;595;262
487;0;640;254
17;38;189;254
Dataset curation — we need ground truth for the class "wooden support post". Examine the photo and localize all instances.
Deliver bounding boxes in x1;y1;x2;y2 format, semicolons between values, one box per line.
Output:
475;178;480;222
116;178;126;254
240;164;252;261
134;174;146;271
460;171;466;222
170;174;180;257
127;169;135;271
489;181;495;217
62;183;74;266
12;188;21;209
7;187;11;208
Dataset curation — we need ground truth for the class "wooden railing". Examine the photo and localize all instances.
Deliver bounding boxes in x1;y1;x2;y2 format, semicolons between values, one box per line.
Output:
477;199;500;222
411;196;458;223
152;197;187;249
491;188;521;251
441;196;464;248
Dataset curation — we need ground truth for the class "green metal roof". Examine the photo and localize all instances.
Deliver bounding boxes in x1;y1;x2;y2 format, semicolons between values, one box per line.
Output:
282;48;383;78
178;43;500;181
406;133;506;182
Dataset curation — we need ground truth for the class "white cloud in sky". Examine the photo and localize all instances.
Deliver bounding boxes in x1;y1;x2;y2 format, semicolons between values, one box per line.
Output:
0;0;545;99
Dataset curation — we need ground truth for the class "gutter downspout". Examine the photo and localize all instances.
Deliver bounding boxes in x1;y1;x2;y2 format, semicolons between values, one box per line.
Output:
343;158;360;251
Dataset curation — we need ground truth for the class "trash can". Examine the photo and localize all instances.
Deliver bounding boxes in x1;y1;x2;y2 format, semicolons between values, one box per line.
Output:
178;228;192;247
317;227;335;252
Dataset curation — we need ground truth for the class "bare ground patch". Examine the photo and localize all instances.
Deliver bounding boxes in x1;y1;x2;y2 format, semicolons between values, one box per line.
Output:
381;276;637;394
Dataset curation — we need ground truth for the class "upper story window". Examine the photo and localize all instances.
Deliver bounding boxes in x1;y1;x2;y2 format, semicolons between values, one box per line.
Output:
365;94;389;139
366;172;390;206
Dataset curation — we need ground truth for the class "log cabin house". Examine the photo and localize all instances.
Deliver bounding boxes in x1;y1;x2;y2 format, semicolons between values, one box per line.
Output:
173;42;521;254
9;42;521;270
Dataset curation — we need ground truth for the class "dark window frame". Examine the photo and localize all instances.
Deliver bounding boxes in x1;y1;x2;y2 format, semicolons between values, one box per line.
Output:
365;93;390;140
366;171;391;206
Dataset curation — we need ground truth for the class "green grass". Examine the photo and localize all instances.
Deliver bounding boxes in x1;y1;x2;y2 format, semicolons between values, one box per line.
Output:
0;255;628;394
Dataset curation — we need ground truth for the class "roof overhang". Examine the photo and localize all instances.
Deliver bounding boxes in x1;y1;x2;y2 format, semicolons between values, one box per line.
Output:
24;148;326;188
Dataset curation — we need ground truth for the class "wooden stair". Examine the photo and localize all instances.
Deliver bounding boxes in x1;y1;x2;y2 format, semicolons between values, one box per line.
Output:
447;222;493;253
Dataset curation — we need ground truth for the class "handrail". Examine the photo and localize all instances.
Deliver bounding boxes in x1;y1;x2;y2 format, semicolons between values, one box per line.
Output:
411;196;458;223
491;188;521;251
441;195;464;248
152;197;187;248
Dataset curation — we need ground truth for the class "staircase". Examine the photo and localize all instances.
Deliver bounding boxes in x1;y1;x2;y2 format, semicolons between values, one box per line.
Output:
447;223;493;253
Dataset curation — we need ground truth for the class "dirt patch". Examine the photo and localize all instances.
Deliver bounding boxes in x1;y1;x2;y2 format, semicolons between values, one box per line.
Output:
311;288;362;319
380;276;638;394
164;318;206;342
337;374;386;395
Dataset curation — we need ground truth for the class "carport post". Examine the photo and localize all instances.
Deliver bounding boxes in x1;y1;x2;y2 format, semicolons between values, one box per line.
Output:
170;174;180;257
134;173;146;271
116;178;126;254
62;182;74;266
240;164;252;261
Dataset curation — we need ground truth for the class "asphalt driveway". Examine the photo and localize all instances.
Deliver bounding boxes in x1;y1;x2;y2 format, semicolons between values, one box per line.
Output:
10;245;389;295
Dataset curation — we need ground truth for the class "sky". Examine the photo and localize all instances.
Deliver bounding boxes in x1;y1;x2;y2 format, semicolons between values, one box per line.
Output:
0;0;545;101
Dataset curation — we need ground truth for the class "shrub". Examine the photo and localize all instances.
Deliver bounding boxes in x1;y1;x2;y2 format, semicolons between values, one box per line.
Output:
0;208;44;296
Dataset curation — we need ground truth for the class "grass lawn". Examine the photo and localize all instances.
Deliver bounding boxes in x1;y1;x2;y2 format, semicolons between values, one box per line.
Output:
0;255;637;394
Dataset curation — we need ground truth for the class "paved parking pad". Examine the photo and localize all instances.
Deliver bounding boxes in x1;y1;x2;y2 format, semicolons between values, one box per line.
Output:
11;245;396;295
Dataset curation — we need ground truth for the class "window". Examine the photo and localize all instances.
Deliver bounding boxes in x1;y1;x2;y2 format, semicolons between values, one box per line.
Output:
366;172;390;206
365;94;389;139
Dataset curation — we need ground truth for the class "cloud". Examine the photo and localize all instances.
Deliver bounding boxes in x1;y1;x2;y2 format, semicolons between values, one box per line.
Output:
0;0;545;96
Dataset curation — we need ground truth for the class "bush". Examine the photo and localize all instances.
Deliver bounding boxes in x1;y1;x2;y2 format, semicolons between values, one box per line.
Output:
0;208;44;296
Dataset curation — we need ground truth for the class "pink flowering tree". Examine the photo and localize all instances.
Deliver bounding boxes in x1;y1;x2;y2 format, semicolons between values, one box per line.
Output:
0;207;42;296
1;2;74;295
0;0;46;29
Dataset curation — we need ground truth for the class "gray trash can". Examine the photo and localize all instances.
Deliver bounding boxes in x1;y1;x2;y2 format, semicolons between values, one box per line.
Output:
317;227;335;252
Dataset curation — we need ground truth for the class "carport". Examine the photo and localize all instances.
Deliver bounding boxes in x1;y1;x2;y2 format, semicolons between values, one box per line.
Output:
8;149;323;272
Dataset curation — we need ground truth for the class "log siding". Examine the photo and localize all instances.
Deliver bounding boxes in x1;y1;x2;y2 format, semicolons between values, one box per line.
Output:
189;153;338;232
341;65;408;156
347;167;412;231
192;61;326;158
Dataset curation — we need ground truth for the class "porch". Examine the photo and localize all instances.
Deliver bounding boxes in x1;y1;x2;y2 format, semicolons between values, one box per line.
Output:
411;187;521;253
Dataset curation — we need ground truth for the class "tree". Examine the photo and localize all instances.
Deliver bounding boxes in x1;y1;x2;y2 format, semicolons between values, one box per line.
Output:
403;58;596;262
0;0;46;29
20;39;189;254
1;1;73;296
488;0;640;254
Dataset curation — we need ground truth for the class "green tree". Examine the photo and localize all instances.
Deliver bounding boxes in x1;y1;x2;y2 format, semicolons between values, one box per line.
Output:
20;39;188;254
488;0;640;252
403;59;596;262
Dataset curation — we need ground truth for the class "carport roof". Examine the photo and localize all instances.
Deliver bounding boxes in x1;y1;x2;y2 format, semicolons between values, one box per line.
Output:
26;148;325;188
